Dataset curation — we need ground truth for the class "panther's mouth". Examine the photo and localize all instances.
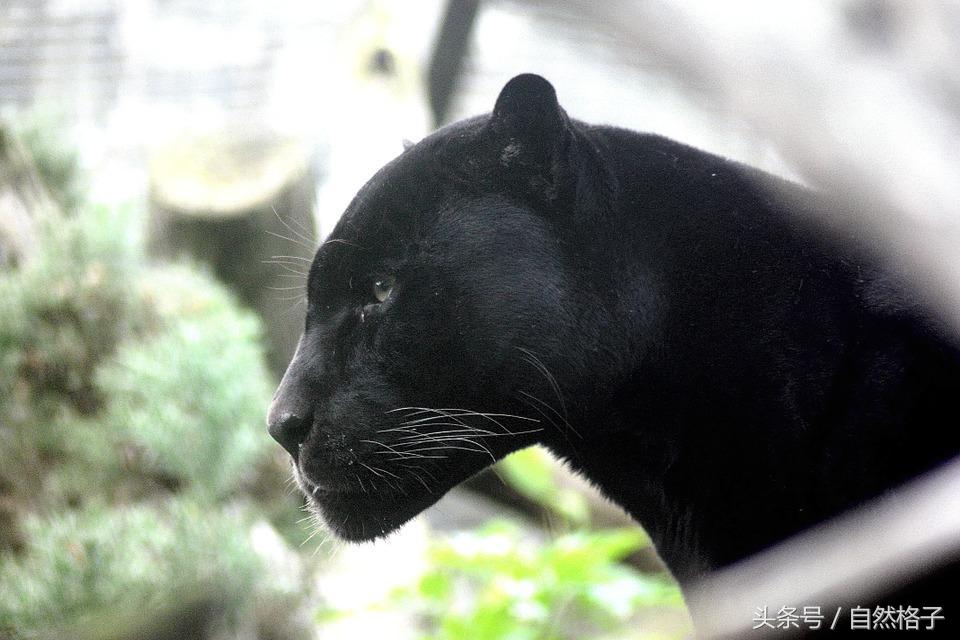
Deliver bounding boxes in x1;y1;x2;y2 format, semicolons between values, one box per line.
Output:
295;464;447;542
294;464;360;499
288;407;545;541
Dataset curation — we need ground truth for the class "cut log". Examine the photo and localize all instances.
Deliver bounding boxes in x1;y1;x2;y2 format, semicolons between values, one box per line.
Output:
148;130;318;377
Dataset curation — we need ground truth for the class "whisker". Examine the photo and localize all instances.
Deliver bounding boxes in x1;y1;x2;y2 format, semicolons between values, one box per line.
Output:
433;408;541;434
269;254;313;262
262;260;308;277
516;347;569;418
399;444;490;455
374;451;446;459
358;461;385;478
393;424;499;438
368;464;402;481
287;212;316;239
410;471;432;492
386;406;452;415
394;427;543;442
323;237;365;249
278;203;317;238
399;442;496;463
262;261;309;271
375;426;423;435
398;411;539;429
408;465;440;482
280;296;308;317
265;228;316;251
299;522;326;548
398;464;434;493
396;434;499;448
406;408;471;429
271;205;317;247
355;473;367;494
386;453;447;462
360;439;442;460
389;406;538;422
263;256;309;264
396;428;543;447
358;461;406;494
518;389;582;439
361;438;417;454
266;284;307;291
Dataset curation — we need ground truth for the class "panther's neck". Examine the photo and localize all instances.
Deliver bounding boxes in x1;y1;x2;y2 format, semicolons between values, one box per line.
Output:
552;389;832;584
551;315;960;588
558;432;710;582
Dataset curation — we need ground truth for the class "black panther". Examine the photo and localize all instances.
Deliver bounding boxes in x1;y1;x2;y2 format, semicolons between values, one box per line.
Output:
267;74;959;627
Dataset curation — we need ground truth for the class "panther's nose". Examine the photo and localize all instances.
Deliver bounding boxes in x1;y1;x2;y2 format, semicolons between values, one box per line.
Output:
267;410;311;460
268;335;315;460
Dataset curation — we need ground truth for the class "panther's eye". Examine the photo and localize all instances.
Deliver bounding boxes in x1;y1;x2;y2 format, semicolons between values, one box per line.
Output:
372;274;395;303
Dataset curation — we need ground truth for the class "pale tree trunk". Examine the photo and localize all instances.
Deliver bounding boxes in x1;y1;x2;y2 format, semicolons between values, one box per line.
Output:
0;121;52;270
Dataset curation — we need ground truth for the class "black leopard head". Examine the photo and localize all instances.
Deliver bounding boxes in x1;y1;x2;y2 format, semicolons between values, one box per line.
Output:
266;74;629;541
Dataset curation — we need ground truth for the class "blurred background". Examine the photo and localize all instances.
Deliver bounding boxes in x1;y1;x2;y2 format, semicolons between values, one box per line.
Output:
2;1;959;638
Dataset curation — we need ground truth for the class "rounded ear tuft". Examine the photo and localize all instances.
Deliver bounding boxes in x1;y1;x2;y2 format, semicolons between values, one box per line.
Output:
491;73;563;136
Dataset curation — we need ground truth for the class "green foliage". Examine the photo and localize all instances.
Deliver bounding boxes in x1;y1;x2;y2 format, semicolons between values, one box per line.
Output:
497;447;590;526
0;205;147;510
0;497;269;638
96;266;272;497
393;522;686;640
0;204;142;419
0;174;302;635
9;110;85;213
0;202;274;507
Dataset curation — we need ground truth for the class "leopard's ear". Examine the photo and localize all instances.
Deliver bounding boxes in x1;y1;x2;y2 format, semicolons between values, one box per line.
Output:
491;73;566;140
488;74;573;200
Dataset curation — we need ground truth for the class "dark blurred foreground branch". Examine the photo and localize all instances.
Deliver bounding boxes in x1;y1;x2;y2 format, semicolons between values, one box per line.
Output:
686;455;960;637
429;0;481;126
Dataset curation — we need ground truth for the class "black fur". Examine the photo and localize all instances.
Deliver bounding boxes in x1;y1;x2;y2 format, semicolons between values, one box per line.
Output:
268;74;959;620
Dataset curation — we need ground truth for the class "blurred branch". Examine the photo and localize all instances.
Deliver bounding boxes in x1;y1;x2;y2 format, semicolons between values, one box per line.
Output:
0;121;50;268
428;0;481;126
686;455;960;638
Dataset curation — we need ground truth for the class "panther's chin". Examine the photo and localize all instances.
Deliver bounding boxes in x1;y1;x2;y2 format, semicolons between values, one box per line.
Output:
303;484;443;542
293;467;445;541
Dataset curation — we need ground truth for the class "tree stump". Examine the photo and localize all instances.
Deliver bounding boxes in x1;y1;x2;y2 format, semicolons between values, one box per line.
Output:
148;130;318;378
